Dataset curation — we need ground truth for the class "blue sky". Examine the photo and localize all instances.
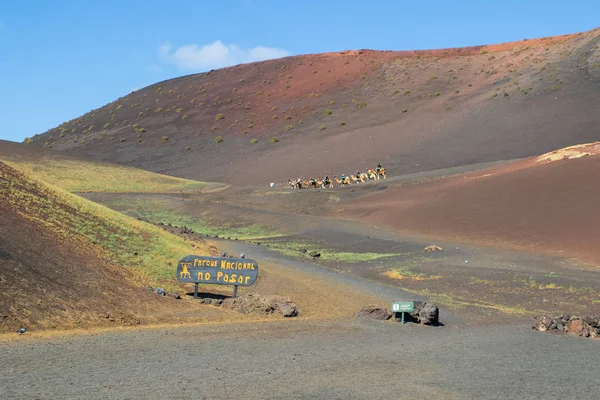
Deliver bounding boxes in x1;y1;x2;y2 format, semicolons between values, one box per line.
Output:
0;0;598;142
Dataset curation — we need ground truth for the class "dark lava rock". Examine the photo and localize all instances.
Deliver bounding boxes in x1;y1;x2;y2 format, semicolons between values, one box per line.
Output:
409;301;439;325
308;251;321;258
223;293;298;317
355;306;392;320
168;293;181;300
532;315;557;332
566;319;596;337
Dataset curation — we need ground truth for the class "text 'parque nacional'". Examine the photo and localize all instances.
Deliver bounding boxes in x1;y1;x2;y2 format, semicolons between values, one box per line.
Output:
176;255;259;286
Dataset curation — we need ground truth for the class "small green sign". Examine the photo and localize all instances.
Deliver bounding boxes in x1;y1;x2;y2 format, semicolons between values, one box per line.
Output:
391;301;414;313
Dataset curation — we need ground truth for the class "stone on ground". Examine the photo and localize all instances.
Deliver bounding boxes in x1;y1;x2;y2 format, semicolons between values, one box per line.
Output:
355;306;392;320
223;293;298;317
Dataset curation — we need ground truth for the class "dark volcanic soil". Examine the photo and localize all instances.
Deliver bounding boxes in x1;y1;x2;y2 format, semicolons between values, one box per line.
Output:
332;155;600;266
26;28;600;186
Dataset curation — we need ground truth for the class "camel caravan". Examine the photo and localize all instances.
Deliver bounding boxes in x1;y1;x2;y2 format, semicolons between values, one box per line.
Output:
287;163;387;189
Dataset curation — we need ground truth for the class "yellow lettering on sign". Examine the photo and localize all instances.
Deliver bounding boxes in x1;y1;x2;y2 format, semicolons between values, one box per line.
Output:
220;260;226;269
238;275;244;284
217;271;223;281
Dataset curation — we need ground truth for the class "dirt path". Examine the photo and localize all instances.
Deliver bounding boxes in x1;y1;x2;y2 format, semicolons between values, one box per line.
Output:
2;318;597;399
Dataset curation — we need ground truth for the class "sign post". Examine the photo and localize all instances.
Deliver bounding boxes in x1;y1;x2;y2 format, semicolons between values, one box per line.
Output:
177;255;259;298
391;301;414;325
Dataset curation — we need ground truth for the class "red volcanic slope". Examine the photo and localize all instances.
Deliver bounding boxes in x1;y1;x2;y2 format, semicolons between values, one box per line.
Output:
27;27;600;185
332;154;600;265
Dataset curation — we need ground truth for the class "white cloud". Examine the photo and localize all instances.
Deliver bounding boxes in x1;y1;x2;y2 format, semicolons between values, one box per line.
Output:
158;40;290;70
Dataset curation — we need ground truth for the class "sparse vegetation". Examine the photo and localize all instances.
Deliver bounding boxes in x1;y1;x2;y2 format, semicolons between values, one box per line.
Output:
320;124;326;130
120;138;126;142
215;136;224;143
339;121;346;126
323;109;333;116
445;105;452;111
250;138;258;144
162;136;169;143
357;101;367;108
402;108;408;113
270;137;279;143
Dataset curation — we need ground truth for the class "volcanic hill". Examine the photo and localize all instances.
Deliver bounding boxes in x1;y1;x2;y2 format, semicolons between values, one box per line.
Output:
28;27;600;185
0;149;220;333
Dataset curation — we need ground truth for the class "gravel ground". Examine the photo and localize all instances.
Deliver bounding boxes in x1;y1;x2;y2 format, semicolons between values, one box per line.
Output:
1;318;597;400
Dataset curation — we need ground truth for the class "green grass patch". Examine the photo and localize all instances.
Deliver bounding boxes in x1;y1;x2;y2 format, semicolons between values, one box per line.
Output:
1;156;208;193
262;239;403;263
97;198;282;241
0;163;211;284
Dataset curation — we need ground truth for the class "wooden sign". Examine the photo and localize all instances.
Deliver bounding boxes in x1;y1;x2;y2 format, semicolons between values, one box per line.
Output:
176;255;259;287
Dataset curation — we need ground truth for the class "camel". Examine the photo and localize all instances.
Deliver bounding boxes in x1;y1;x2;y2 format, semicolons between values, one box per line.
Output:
351;174;367;183
377;167;387;179
367;169;379;180
334;175;351;185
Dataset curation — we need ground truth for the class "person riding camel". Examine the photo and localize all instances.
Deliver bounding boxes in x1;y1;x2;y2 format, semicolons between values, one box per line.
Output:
376;163;382;173
324;175;330;186
309;177;316;187
356;171;361;179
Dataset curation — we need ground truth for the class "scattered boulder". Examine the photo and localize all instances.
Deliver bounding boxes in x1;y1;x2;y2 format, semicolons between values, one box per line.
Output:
566;318;595;338
406;301;440;325
583;315;600;329
355;306;392;320
407;300;440;325
424;245;443;252
533;315;557;332
154;287;166;296
533;314;598;338
417;302;440;325
299;248;307;253
223;293;298;317
308;251;321;258
276;301;298;317
168;293;181;300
